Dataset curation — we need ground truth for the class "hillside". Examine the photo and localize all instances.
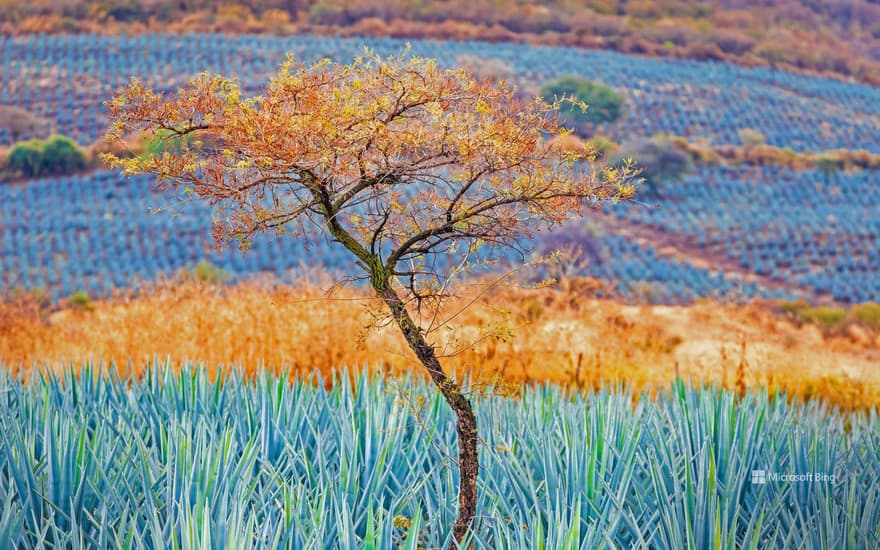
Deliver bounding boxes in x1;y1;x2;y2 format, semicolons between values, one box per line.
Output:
2;33;878;309
1;1;878;86
1;19;879;548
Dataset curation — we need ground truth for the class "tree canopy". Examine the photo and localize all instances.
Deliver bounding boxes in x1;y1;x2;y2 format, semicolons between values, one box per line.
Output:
106;53;636;296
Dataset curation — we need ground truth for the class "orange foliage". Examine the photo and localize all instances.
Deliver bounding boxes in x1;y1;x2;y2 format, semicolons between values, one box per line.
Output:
102;52;636;327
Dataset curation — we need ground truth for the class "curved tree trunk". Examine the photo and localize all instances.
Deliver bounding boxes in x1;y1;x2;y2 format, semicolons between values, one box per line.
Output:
375;283;478;549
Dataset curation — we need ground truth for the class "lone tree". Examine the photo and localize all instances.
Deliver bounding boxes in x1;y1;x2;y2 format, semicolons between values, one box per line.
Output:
104;52;637;547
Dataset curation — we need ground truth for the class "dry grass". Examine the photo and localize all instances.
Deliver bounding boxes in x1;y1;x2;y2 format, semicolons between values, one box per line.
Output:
2;277;878;410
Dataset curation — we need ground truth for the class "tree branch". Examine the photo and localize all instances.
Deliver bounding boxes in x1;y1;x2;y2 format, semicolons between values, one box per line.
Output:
370;209;392;256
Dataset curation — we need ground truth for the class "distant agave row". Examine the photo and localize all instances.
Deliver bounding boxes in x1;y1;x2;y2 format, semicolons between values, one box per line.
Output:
0;169;803;305
3;33;879;152
0;363;878;549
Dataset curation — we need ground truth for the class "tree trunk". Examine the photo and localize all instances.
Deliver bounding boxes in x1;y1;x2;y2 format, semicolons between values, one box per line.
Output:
374;283;479;549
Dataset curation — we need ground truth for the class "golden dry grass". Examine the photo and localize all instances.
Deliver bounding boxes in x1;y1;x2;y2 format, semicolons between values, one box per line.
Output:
2;278;878;410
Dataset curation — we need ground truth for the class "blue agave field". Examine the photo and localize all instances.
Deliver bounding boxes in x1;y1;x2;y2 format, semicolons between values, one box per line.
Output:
608;164;880;304
2;33;879;152
3;162;877;304
0;364;877;549
1;33;879;304
0;169;810;304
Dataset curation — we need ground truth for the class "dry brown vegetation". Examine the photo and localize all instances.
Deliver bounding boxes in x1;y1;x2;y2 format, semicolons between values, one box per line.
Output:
2;276;879;411
665;136;880;172
1;1;878;86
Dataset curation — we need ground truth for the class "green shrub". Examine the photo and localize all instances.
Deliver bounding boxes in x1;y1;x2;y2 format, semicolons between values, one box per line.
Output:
42;135;87;173
778;299;810;316
68;291;93;310
7;140;46;177
6;135;86;178
852;302;880;329
541;75;625;134
779;301;880;332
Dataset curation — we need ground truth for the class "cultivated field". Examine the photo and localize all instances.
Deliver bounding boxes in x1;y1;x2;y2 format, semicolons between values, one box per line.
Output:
1;365;878;548
1;17;879;550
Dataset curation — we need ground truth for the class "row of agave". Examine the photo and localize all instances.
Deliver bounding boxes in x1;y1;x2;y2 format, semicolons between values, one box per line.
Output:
0;362;878;549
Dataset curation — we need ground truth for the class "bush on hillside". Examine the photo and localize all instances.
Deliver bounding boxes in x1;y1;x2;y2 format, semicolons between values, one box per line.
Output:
193;261;232;285
68;291;93;311
7;140;45;177
42;135;87;173
541;75;625;135
779;301;880;335
6;135;87;178
798;306;847;330
610;137;692;197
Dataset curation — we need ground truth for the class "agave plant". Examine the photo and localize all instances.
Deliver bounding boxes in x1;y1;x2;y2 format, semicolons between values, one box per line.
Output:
0;362;877;549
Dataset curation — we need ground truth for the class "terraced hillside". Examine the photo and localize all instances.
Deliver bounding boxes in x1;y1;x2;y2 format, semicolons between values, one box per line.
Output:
3;33;879;151
605;164;880;303
1;33;878;304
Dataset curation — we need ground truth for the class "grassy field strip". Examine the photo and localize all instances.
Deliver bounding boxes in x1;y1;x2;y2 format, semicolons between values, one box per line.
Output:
4;281;879;411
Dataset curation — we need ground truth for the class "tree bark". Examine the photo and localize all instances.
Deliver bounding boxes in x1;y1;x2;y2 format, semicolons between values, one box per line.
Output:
374;282;478;549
